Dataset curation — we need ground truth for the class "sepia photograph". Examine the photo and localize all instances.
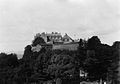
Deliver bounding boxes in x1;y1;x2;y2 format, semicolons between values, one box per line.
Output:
0;0;120;84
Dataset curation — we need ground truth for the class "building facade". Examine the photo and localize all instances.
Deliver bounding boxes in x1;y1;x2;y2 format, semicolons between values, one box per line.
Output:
34;32;74;44
62;33;74;43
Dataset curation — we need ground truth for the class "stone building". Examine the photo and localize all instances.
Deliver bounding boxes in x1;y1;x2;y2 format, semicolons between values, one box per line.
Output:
53;42;79;51
34;32;74;44
33;32;79;51
62;33;74;43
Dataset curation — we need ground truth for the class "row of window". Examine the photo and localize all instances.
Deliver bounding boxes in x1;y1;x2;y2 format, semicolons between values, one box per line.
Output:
48;36;62;40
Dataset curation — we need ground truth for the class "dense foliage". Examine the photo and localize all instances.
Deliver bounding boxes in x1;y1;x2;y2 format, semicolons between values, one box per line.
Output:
0;36;119;84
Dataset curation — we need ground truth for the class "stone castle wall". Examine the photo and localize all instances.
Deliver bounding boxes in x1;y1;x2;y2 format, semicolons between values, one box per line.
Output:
53;42;79;51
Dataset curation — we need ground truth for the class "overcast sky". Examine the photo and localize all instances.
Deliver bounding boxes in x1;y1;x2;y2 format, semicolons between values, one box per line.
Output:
0;0;120;53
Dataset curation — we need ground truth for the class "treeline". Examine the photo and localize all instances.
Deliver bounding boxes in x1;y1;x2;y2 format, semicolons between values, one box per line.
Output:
0;36;119;84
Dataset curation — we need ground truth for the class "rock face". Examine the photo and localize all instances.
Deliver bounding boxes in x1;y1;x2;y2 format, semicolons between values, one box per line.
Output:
31;44;42;52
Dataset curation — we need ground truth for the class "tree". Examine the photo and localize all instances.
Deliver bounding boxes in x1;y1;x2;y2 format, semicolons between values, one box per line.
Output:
47;54;75;79
109;41;120;84
87;36;101;50
32;37;46;46
78;36;116;82
0;53;19;68
22;45;32;61
84;44;114;81
77;39;87;68
0;53;19;83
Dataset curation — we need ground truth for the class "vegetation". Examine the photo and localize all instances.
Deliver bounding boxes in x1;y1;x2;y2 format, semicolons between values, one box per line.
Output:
0;36;119;84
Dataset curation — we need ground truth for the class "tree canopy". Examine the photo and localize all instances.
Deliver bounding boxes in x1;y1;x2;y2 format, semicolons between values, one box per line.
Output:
32;37;46;46
0;35;119;83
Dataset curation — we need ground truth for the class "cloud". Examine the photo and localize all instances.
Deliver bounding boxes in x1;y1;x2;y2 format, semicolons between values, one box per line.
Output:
0;0;120;52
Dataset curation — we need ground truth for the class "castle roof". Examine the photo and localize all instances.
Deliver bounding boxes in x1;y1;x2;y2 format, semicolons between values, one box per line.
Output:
63;33;73;41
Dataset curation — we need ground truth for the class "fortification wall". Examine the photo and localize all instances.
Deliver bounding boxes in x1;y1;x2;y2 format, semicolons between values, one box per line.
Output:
53;42;79;51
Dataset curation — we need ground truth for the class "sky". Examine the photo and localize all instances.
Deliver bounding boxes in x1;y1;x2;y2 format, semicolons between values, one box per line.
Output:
0;0;120;54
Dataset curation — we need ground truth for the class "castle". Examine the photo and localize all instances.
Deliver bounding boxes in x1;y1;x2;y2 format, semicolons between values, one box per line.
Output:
34;32;74;44
32;32;79;51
